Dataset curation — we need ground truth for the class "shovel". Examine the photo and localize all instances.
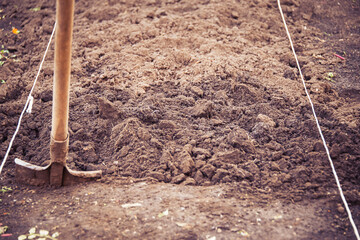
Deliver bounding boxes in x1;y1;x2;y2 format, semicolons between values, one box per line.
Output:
15;0;101;186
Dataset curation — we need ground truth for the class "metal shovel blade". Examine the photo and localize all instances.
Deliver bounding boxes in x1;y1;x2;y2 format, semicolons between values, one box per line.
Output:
15;158;101;186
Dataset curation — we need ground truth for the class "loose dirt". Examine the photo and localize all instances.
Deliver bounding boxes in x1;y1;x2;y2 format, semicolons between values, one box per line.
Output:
0;0;359;239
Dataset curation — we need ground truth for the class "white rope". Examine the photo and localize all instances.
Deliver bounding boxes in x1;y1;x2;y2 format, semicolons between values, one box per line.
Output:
26;95;34;114
277;1;360;239
0;22;56;176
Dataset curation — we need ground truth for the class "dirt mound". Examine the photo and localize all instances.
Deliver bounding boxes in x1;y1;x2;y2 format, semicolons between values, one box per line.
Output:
0;0;359;195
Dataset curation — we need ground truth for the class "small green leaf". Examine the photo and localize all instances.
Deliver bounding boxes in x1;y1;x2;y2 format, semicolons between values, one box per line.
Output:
1;186;12;193
39;230;49;236
29;228;36;234
0;61;5;66
158;209;169;218
238;229;250;237
30;7;41;12
27;235;36;240
0;226;8;234
18;235;27;240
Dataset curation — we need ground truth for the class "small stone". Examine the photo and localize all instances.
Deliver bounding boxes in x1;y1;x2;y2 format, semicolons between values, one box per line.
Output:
71;122;82;132
330;144;342;158
137;106;159;123
147;171;165;181
222;175;232;182
234;166;252;179
177;150;195;174
283;69;296;80
172;173;186;184
210;119;223;126
190;86;204;97
147;11;155;19
202;181;212;186
313;141;324;152
200;164;216;178
98;97;120;119
231;11;239;19
190;100;213;118
150;138;163;149
270;162;281;171
194;170;205;183
302;13;312;20
212;168;229;182
161;150;173;163
111;118;142;147
196;154;206;161
106;166;117;174
227;129;255;153
245;162;260;175
183;144;193;154
195;160;206;169
159;120;177;129
209;150;243;165
137;127;151;141
192;147;211;158
251;122;269;138
256;114;276;128
164;172;172;182
337;204;345;214
118;145;130;157
182;177;196;185
189;140;197;146
167;160;177;172
176;95;195;106
174;50;192;66
72;141;98;163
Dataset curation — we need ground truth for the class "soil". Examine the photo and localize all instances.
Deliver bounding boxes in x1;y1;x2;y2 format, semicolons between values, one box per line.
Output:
0;0;359;239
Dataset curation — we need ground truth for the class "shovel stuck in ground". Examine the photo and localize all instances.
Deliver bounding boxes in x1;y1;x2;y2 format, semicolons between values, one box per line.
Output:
15;0;101;186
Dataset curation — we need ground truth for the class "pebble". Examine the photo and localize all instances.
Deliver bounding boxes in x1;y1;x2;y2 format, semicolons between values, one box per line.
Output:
337;204;345;214
191;86;204;97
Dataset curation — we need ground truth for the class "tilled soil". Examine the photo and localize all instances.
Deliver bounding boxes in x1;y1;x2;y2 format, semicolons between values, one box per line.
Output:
0;0;359;239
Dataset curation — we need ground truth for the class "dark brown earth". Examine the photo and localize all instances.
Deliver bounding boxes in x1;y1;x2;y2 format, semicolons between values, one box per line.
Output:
0;0;359;239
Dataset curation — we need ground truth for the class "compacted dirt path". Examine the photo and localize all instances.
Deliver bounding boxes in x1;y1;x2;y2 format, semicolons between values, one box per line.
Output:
0;0;359;239
3;180;359;239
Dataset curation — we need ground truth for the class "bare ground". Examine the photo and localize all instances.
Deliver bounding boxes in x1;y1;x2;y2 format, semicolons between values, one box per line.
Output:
0;0;359;239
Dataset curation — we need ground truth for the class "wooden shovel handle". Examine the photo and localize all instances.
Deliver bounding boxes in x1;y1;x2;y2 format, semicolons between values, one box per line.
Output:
52;0;74;141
